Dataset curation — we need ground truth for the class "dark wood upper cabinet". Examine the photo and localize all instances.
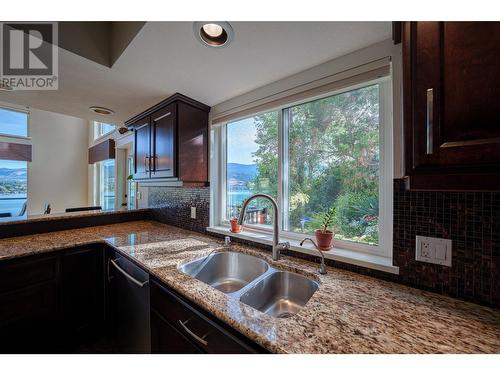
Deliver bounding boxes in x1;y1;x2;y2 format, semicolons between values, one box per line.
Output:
133;117;151;180
151;104;176;178
403;21;500;191
177;101;209;184
127;93;210;185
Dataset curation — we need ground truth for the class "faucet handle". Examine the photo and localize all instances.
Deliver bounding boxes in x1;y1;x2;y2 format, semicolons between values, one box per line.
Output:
300;237;327;275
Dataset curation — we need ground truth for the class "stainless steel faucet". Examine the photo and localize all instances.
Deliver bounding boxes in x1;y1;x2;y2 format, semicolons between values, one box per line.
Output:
237;193;290;261
300;237;327;275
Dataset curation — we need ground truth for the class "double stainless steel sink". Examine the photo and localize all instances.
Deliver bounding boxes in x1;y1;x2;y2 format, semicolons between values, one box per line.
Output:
178;251;319;318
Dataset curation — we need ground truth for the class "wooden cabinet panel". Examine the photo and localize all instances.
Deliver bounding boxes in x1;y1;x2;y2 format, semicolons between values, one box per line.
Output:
133;117;151;179
151;310;202;354
177;101;209;184
151;105;176;178
62;246;105;344
0;255;57;293
0;255;61;353
0;247;106;353
403;21;500;190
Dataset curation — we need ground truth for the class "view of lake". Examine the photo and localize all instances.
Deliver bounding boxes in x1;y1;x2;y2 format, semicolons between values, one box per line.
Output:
227;190;252;206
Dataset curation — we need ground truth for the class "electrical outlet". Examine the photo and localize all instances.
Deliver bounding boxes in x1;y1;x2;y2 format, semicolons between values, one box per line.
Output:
190;206;196;219
420;241;431;258
415;235;452;266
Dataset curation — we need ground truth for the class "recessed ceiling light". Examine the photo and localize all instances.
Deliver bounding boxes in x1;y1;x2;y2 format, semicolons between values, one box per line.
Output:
89;106;114;115
193;22;234;47
203;23;223;38
0;82;13;91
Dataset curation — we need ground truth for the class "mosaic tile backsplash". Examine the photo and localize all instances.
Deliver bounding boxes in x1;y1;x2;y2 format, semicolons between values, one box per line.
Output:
148;186;210;233
393;180;500;307
148;182;500;307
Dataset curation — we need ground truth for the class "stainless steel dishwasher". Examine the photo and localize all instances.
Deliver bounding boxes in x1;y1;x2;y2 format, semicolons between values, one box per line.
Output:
108;253;151;353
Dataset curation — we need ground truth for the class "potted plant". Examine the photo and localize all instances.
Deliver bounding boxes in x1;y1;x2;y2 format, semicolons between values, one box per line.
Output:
229;205;242;233
315;207;336;250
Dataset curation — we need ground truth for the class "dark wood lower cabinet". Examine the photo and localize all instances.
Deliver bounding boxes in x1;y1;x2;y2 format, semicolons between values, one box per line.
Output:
61;246;105;345
0;246;105;353
150;279;267;354
151;310;202;353
0;254;61;353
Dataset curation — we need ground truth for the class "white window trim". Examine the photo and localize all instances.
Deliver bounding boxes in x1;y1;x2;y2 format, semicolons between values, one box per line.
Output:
93;121;115;142
210;77;396;273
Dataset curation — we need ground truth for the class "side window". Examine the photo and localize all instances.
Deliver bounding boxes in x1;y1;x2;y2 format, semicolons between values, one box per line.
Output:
0;107;28;137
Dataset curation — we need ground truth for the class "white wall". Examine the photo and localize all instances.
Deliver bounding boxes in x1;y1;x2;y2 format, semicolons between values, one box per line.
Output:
28;109;89;215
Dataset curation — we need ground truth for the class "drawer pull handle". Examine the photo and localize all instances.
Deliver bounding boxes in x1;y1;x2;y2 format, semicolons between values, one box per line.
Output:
426;88;434;155
179;319;208;346
109;259;148;288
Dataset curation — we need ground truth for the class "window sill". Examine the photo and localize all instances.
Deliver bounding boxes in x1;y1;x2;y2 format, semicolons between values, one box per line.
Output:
206;226;399;275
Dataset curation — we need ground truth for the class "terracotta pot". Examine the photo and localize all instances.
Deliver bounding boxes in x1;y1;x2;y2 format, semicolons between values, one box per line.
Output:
230;218;242;233
315;229;333;250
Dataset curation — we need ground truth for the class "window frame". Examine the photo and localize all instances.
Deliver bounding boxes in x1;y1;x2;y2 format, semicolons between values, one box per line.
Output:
93;121;115;141
211;77;393;258
93;159;116;210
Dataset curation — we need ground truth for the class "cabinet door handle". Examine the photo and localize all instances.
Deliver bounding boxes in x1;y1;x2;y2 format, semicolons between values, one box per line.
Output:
178;319;208;346
109;259;148;288
153;112;171;122
426;88;434;155
144;156;150;172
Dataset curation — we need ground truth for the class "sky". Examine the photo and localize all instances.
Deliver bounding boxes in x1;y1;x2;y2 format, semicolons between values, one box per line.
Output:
227;117;259;165
0;108;29;169
0;108;28;137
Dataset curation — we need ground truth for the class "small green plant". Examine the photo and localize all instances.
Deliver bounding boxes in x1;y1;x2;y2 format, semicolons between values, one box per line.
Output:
319;207;336;233
127;174;133;180
231;204;243;220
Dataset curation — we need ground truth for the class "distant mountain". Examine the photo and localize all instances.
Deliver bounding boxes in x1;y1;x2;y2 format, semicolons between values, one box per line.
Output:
0;168;27;181
227;163;257;183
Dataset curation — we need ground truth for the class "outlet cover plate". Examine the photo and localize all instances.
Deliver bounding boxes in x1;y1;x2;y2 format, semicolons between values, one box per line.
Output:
415;235;452;267
190;206;196;219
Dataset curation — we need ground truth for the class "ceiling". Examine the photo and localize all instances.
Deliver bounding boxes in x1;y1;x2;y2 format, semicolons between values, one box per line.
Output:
0;21;391;125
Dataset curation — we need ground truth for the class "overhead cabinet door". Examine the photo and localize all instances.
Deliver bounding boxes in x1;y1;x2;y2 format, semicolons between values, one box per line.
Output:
151;105;176;178
133;117;151;180
403;21;500;190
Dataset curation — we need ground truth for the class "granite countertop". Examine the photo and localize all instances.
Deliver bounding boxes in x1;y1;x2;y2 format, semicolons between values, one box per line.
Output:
0;207;149;226
0;220;499;354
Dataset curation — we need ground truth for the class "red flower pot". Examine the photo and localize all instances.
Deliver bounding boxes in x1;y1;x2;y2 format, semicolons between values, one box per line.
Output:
315;229;333;251
230;218;242;233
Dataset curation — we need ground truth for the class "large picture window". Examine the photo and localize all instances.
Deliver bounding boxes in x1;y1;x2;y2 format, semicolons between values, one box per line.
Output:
212;78;392;257
0;159;27;217
0;107;29;218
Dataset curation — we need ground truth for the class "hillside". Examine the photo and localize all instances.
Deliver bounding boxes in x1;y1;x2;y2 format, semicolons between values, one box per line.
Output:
0;167;27;181
227;163;257;183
